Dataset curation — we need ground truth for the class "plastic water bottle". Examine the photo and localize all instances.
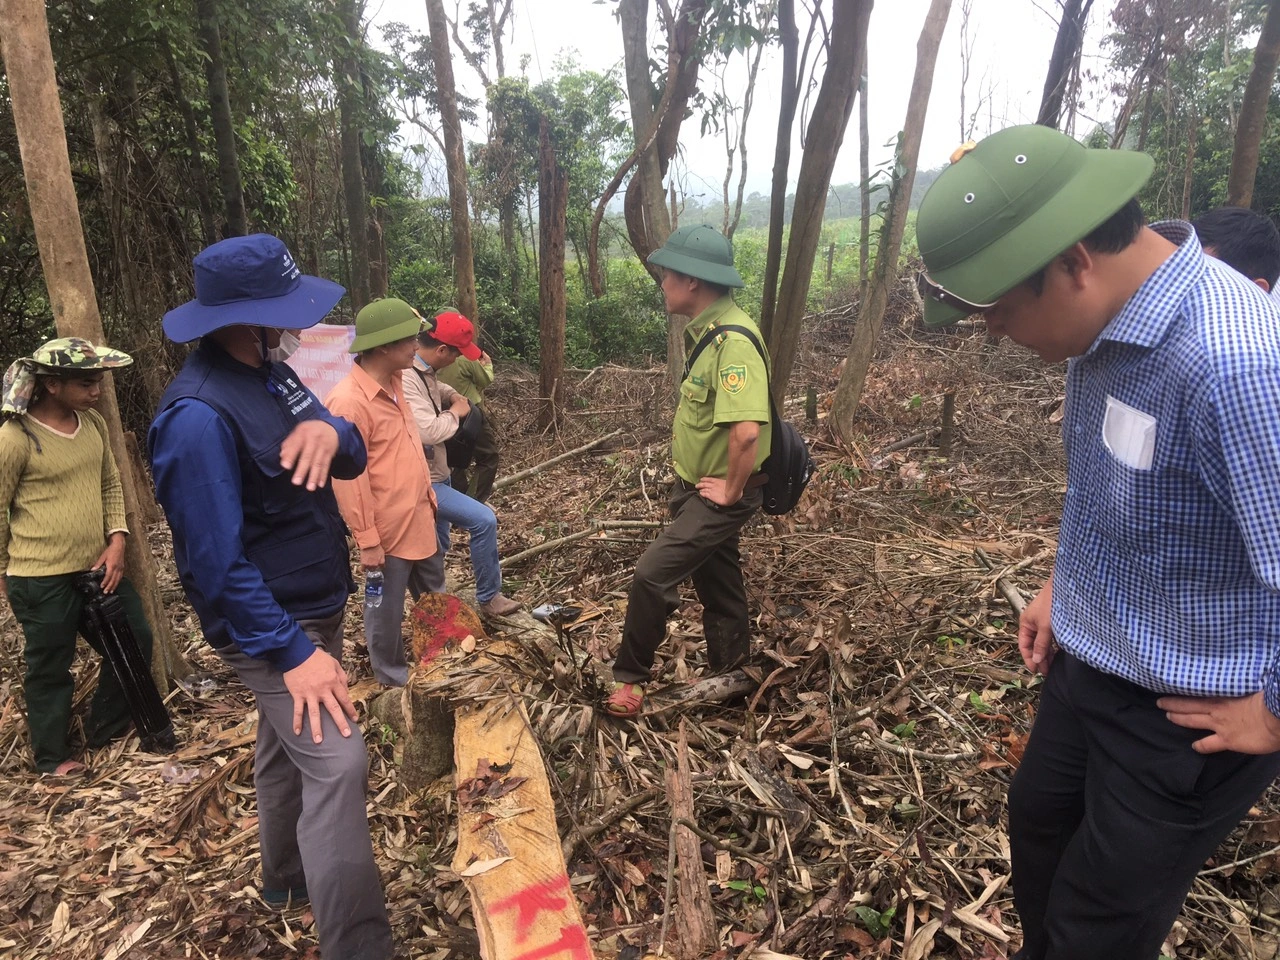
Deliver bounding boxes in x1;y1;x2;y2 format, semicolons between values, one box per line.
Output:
365;568;384;610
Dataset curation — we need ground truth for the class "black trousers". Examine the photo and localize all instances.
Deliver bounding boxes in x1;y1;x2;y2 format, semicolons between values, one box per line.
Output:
1009;652;1280;960
450;405;500;504
612;482;760;684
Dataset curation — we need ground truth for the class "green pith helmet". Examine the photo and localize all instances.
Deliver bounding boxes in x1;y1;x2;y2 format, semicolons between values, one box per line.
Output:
350;298;424;352
915;125;1155;327
648;224;745;289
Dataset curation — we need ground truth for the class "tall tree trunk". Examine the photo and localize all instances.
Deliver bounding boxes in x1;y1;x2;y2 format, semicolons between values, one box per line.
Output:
830;0;953;441
358;42;387;300
338;0;371;311
617;0;709;391
766;0;873;397
158;32;216;246
489;0;518;304
193;0;247;237
496;115;520;304
1227;0;1280;206
618;0;673;273
538;117;567;432
1180;111;1199;220
426;0;479;321
858;38;870;304
760;0;799;335
1036;0;1094;129
0;0;190;689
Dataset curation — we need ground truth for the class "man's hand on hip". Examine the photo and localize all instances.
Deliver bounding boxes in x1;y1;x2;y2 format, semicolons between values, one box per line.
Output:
283;648;358;743
696;476;743;506
1017;576;1057;677
280;420;340;491
1160;691;1280;755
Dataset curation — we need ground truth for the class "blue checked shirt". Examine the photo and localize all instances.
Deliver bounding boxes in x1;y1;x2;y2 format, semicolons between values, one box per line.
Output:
1054;221;1280;716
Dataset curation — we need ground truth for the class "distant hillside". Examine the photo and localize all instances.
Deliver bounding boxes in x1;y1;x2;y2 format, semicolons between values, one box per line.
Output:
676;164;944;231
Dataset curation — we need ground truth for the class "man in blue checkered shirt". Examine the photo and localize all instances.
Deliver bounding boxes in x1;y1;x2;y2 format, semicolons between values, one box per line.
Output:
916;125;1280;960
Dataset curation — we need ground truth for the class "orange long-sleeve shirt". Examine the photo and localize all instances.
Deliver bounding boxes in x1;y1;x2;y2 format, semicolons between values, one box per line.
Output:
325;362;438;561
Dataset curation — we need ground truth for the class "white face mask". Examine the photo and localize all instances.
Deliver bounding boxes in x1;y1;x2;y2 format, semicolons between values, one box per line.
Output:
268;331;302;363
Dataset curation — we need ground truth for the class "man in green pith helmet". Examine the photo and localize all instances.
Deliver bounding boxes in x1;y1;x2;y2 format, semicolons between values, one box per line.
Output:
916;124;1280;960
606;225;772;717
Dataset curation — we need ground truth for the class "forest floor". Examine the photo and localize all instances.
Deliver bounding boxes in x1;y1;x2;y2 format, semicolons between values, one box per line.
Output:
1;297;1279;960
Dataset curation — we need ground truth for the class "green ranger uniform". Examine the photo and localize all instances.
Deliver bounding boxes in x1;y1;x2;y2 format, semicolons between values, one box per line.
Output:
612;227;769;688
673;296;772;484
437;354;500;503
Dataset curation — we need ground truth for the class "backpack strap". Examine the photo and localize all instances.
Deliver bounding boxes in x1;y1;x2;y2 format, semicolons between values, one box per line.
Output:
411;365;443;416
682;325;727;382
693;323;779;422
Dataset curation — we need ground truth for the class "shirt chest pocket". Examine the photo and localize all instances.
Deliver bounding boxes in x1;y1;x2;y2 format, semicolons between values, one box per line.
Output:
678;381;715;431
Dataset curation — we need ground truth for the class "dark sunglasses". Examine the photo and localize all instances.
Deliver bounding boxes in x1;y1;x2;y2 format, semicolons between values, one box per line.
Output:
916;271;997;314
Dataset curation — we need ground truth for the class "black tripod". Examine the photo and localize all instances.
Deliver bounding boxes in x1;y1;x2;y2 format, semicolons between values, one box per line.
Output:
74;569;177;753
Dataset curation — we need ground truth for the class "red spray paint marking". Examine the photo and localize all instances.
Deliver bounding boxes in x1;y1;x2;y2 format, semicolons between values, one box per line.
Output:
491;875;572;942
510;924;591;960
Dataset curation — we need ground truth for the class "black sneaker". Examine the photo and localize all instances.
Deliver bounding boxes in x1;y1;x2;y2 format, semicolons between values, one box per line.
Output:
262;884;308;908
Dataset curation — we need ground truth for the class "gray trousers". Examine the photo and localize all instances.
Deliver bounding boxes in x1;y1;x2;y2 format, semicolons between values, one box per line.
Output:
365;553;445;686
218;612;393;960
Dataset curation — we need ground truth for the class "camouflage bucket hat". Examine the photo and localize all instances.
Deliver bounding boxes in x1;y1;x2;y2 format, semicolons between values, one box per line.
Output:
2;337;133;416
915;125;1154;327
648;224;745;288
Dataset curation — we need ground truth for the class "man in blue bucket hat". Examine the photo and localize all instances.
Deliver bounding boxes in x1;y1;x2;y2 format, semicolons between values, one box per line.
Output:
149;235;392;959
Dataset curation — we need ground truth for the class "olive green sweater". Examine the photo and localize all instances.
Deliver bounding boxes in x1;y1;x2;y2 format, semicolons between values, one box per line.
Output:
436;355;494;405
0;410;128;577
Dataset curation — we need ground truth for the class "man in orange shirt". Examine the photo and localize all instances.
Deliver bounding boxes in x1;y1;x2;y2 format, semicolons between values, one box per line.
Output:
325;299;442;687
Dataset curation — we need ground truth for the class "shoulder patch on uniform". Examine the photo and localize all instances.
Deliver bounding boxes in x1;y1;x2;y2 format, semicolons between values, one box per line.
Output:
719;364;747;394
690;374;706;387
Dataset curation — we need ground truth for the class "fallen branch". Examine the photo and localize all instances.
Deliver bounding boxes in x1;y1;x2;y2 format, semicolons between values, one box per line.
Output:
666;721;716;958
492;427;626;493
875;431;932;456
851;664;925;719
674;818;768;864
561;785;664;863
646;670;758;716
501;519;662;568
974;546;1028;615
852;733;977;762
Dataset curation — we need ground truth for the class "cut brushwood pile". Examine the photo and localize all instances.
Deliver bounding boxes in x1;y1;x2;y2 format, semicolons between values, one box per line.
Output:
1;315;1278;959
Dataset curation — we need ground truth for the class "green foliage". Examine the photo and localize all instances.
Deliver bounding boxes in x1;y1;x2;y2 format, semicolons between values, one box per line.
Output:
968;691;994;714
854;903;897;939
725;879;768;902
1102;0;1278;220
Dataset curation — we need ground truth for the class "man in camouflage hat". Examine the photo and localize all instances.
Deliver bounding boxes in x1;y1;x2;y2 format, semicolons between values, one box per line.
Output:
606;225;772;717
0;337;150;776
917;124;1280;959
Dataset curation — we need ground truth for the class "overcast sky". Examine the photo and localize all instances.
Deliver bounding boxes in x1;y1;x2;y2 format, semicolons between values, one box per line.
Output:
366;0;1117;204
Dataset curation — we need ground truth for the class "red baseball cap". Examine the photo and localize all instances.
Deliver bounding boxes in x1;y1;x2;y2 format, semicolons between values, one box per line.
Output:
429;311;482;360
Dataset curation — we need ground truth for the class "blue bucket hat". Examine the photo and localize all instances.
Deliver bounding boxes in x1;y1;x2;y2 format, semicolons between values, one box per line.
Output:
163;234;346;343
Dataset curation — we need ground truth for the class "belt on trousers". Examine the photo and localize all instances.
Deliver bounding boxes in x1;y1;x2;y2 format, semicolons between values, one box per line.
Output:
675;473;767;491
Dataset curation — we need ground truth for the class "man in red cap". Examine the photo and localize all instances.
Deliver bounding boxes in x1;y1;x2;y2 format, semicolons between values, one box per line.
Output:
403;310;521;618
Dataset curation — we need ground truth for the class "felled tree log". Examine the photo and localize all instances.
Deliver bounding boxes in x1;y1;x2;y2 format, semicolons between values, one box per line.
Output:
372;593;595;958
453;697;594;960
